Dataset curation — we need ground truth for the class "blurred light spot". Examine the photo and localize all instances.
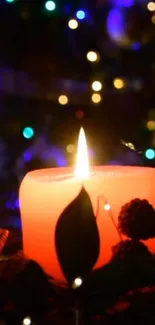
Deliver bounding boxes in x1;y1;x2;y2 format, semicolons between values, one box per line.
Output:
104;203;111;211
89;149;95;158
45;1;56;11
23;151;33;162
107;8;125;43
112;0;134;7
92;81;102;91
113;78;125;89
132;79;143;91
23;127;34;139
72;277;83;289
76;110;84;119
132;42;141;51
57;158;67;167
22;317;31;325
145;148;155;159
151;15;155;23
147;2;155;11
5;0;15;2
91;93;102;103
68;19;78;29
6;193;19;210
147;120;155;131
58;95;68;105
64;4;72;14
15;199;20;209
76;10;85;20
86;51;98;62
127;142;135;150
66;144;75;153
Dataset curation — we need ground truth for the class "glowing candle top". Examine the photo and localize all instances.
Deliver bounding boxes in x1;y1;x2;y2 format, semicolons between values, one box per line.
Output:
75;127;90;180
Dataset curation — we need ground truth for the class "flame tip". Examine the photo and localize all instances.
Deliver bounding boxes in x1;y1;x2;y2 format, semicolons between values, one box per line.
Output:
75;127;89;180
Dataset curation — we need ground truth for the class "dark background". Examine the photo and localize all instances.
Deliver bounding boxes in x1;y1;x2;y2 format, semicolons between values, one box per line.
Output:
0;0;155;221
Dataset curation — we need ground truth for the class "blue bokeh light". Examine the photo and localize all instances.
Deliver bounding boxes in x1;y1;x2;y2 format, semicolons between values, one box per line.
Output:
41;147;67;167
112;0;134;7
6;192;19;210
23;151;33;162
132;42;141;51
23;127;34;139
107;8;125;43
57;157;67;167
5;0;15;3
45;0;56;11
145;149;155;160
76;10;86;20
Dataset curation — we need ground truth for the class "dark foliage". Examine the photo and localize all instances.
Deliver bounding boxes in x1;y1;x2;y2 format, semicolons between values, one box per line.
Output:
1;250;155;324
118;199;155;240
55;187;100;284
0;252;57;320
111;239;152;262
78;254;155;316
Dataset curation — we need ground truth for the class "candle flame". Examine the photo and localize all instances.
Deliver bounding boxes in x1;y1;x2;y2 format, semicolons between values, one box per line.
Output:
75;127;89;179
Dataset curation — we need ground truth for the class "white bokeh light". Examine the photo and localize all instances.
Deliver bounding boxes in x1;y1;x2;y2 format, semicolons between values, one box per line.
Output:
104;203;111;211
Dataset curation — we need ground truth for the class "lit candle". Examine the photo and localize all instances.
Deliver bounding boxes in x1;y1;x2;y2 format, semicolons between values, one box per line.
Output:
19;128;155;282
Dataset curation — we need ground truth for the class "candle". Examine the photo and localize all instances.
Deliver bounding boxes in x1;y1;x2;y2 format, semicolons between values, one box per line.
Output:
19;128;155;282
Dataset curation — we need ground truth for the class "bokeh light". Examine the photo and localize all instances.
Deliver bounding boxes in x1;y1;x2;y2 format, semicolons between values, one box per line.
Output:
145;148;155;159
112;0;134;7
132;42;141;51
22;317;31;325
23;127;34;139
113;78;125;89
127;142;135;150
91;93;102;103
58;95;68;105
104;203;111;211
66;144;75;153
86;51;98;62
24;151;33;162
72;277;83;289
76;110;84;119
107;8;125;44
92;81;102;92
5;0;15;2
76;10;85;20
45;1;56;11
68;19;78;29
151;15;155;23
147;2;155;11
147;120;155;131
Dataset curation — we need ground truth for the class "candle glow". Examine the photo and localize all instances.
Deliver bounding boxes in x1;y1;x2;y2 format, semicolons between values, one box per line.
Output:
75;127;89;179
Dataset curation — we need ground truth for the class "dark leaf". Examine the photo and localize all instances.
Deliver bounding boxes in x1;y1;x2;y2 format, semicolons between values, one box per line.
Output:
55;187;100;283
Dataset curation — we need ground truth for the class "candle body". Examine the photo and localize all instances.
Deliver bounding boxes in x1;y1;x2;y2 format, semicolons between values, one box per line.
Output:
19;166;155;281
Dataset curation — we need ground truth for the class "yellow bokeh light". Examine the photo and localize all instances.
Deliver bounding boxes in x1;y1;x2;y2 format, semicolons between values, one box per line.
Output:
92;81;102;92
151;15;155;23
147;120;155;131
68;19;78;29
147;2;155;11
66;144;75;153
128;142;135;150
86;51;98;62
58;95;68;105
113;78;125;89
72;277;83;289
91;93;102;103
